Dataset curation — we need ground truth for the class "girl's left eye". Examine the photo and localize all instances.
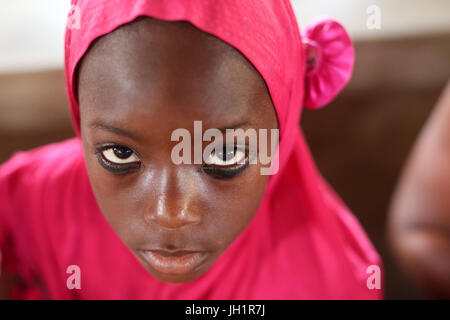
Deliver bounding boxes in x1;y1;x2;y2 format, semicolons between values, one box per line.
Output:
206;145;246;166
202;145;250;180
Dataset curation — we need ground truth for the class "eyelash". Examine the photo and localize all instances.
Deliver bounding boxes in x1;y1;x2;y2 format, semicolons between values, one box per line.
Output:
95;145;141;174
201;146;250;180
94;144;251;179
201;162;250;179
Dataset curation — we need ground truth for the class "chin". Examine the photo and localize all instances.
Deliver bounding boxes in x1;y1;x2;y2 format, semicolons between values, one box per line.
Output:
153;271;203;283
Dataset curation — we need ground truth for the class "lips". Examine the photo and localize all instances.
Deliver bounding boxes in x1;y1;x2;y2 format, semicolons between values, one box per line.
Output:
139;249;208;275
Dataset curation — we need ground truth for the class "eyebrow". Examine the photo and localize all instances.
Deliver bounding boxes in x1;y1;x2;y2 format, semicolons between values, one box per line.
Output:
88;120;141;141
217;121;251;134
88;120;251;139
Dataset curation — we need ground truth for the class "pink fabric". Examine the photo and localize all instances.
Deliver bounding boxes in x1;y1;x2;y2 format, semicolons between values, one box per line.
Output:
0;0;383;299
301;16;355;110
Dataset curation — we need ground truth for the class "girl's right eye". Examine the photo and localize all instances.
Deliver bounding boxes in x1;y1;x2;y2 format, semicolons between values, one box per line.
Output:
96;145;141;173
102;147;140;164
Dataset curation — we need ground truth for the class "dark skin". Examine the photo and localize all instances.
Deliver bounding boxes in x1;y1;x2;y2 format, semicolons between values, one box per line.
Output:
388;81;450;298
77;17;278;283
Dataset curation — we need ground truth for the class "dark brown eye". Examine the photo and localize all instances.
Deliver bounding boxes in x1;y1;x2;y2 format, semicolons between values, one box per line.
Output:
205;145;246;166
201;145;250;180
112;146;133;159
101;146;140;165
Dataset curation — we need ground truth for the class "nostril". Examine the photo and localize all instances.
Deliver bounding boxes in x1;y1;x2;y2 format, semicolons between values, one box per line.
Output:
144;209;200;229
179;209;201;223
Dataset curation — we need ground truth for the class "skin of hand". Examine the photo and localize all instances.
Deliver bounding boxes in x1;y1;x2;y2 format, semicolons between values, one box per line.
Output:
388;80;450;298
77;17;278;283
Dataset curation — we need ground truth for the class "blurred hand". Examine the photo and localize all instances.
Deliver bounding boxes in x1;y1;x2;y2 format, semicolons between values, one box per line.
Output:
388;80;450;299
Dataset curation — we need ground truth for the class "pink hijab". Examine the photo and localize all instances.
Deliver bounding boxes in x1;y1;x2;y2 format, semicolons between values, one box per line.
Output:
0;0;382;299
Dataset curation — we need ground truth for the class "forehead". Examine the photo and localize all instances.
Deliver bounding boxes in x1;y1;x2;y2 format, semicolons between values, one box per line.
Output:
77;17;273;130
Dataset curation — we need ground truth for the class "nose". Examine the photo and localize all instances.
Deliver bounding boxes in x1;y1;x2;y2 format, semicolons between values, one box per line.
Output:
143;168;201;229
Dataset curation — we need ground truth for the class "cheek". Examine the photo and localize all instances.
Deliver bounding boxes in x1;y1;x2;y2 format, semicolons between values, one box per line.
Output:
205;167;270;243
83;152;140;241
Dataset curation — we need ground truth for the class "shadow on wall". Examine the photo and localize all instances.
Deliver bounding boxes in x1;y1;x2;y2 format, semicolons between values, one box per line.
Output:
0;33;449;299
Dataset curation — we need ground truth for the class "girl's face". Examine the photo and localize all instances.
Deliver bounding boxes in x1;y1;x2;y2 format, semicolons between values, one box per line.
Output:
78;18;278;283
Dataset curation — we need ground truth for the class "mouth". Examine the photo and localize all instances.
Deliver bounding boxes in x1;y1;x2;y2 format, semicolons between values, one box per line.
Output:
138;249;209;276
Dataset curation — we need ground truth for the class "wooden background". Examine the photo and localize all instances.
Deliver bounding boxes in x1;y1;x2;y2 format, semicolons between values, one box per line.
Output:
1;33;449;298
